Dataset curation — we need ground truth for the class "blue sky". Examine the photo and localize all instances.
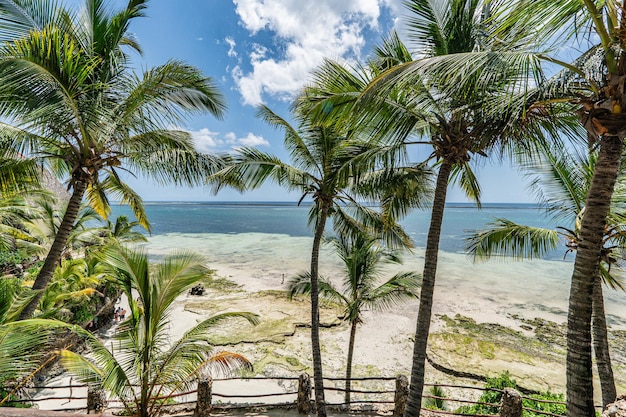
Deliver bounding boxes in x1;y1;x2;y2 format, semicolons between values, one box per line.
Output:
85;0;535;203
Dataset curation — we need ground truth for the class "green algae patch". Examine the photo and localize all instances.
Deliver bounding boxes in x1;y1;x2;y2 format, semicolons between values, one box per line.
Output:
429;315;567;393
184;290;341;345
250;345;309;374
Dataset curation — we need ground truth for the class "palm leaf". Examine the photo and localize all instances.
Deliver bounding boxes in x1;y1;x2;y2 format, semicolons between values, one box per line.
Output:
466;219;559;261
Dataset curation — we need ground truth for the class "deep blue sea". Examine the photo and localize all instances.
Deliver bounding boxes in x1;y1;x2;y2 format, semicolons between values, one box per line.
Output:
109;202;561;257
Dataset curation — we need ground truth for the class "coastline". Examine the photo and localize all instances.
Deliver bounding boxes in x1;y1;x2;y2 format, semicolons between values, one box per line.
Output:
31;219;626;411
144;232;626;396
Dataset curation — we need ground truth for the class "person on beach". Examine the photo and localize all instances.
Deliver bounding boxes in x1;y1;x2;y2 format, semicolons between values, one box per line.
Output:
120;309;126;320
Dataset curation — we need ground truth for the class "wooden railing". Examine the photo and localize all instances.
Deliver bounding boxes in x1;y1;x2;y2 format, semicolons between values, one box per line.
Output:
4;374;570;417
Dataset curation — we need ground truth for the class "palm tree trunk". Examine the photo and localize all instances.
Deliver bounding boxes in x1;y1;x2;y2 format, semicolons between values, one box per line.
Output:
405;160;452;417
592;274;616;408
566;135;622;417
19;180;87;319
310;204;328;417
345;319;358;405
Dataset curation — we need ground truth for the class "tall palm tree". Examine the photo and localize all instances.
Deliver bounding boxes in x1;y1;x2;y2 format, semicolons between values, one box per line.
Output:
58;245;259;417
288;232;420;404
0;0;227;319
466;144;626;408
209;105;428;417
387;1;626;413
299;2;577;413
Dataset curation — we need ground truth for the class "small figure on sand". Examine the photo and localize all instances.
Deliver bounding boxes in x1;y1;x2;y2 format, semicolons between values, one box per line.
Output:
120;308;126;320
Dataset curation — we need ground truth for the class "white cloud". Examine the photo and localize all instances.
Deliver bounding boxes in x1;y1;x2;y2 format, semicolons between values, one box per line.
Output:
188;128;269;152
196;37;204;41
225;36;238;57
189;128;223;152
231;0;396;106
238;132;270;147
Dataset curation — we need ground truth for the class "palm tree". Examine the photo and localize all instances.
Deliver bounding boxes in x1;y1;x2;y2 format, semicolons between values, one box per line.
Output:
298;2;577;413
0;277;72;406
0;0;227;319
467;144;626;408
288;232;420;404
58;245;258;417
386;1;626;413
209;105;428;416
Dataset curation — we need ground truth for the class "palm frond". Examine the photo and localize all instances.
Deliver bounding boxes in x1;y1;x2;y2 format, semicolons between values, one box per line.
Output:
466;219;559;261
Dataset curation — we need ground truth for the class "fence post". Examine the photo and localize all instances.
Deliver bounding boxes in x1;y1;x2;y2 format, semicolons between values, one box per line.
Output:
394;374;409;417
500;388;522;417
87;385;105;414
194;375;213;417
297;372;312;414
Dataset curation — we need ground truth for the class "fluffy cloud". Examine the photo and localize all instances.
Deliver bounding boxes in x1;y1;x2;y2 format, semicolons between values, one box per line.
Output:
231;0;399;106
237;132;270;147
188;128;269;152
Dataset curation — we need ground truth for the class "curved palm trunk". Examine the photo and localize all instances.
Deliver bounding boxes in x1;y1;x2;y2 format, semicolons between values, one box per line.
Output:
592;274;616;408
19;180;87;319
345;319;358;405
566;135;622;417
405;160;452;416
310;204;328;417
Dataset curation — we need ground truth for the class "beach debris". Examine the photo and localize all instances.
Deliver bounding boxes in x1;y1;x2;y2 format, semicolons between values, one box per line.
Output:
189;284;205;296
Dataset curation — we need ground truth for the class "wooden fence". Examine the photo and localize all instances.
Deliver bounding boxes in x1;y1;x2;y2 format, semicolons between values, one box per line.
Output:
4;374;570;417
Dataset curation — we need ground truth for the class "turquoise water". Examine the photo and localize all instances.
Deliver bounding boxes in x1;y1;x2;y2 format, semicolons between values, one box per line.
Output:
110;202;558;256
108;202;626;328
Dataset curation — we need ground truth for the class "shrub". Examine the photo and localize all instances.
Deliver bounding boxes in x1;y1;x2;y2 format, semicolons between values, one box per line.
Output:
455;372;566;417
424;384;447;410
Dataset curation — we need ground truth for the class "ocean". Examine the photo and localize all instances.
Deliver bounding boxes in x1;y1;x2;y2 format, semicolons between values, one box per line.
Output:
108;202;626;329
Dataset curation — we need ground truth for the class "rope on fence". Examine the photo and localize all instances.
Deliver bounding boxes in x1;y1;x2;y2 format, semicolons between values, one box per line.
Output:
520;395;566;405
212;391;298;398
521;406;567;417
324;386;395;394
323;376;397;381
422;395;499;407
212;376;300;381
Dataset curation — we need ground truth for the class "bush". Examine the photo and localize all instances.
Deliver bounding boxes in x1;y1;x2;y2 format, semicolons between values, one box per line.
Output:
455;372;566;417
424;384;447;410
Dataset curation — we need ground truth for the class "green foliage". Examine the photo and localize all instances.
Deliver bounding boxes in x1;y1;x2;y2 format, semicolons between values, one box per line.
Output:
523;392;566;417
423;384;447;410
0;250;29;276
456;372;566;417
71;303;93;325
58;246;258;417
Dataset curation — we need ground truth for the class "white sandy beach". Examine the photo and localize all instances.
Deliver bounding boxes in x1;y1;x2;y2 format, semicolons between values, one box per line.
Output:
31;231;626;412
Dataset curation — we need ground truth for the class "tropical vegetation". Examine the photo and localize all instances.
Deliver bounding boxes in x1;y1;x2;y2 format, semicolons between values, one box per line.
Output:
58;245;258;417
297;0;577;413
391;0;626;413
288;232;420;404
209;101;430;416
457;372;566;417
0;0;227;319
466;143;626;408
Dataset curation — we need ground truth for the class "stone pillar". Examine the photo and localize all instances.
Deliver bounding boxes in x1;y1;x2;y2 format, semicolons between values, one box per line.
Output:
394;374;409;417
194;375;213;417
297;372;312;414
500;388;523;417
87;386;105;414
